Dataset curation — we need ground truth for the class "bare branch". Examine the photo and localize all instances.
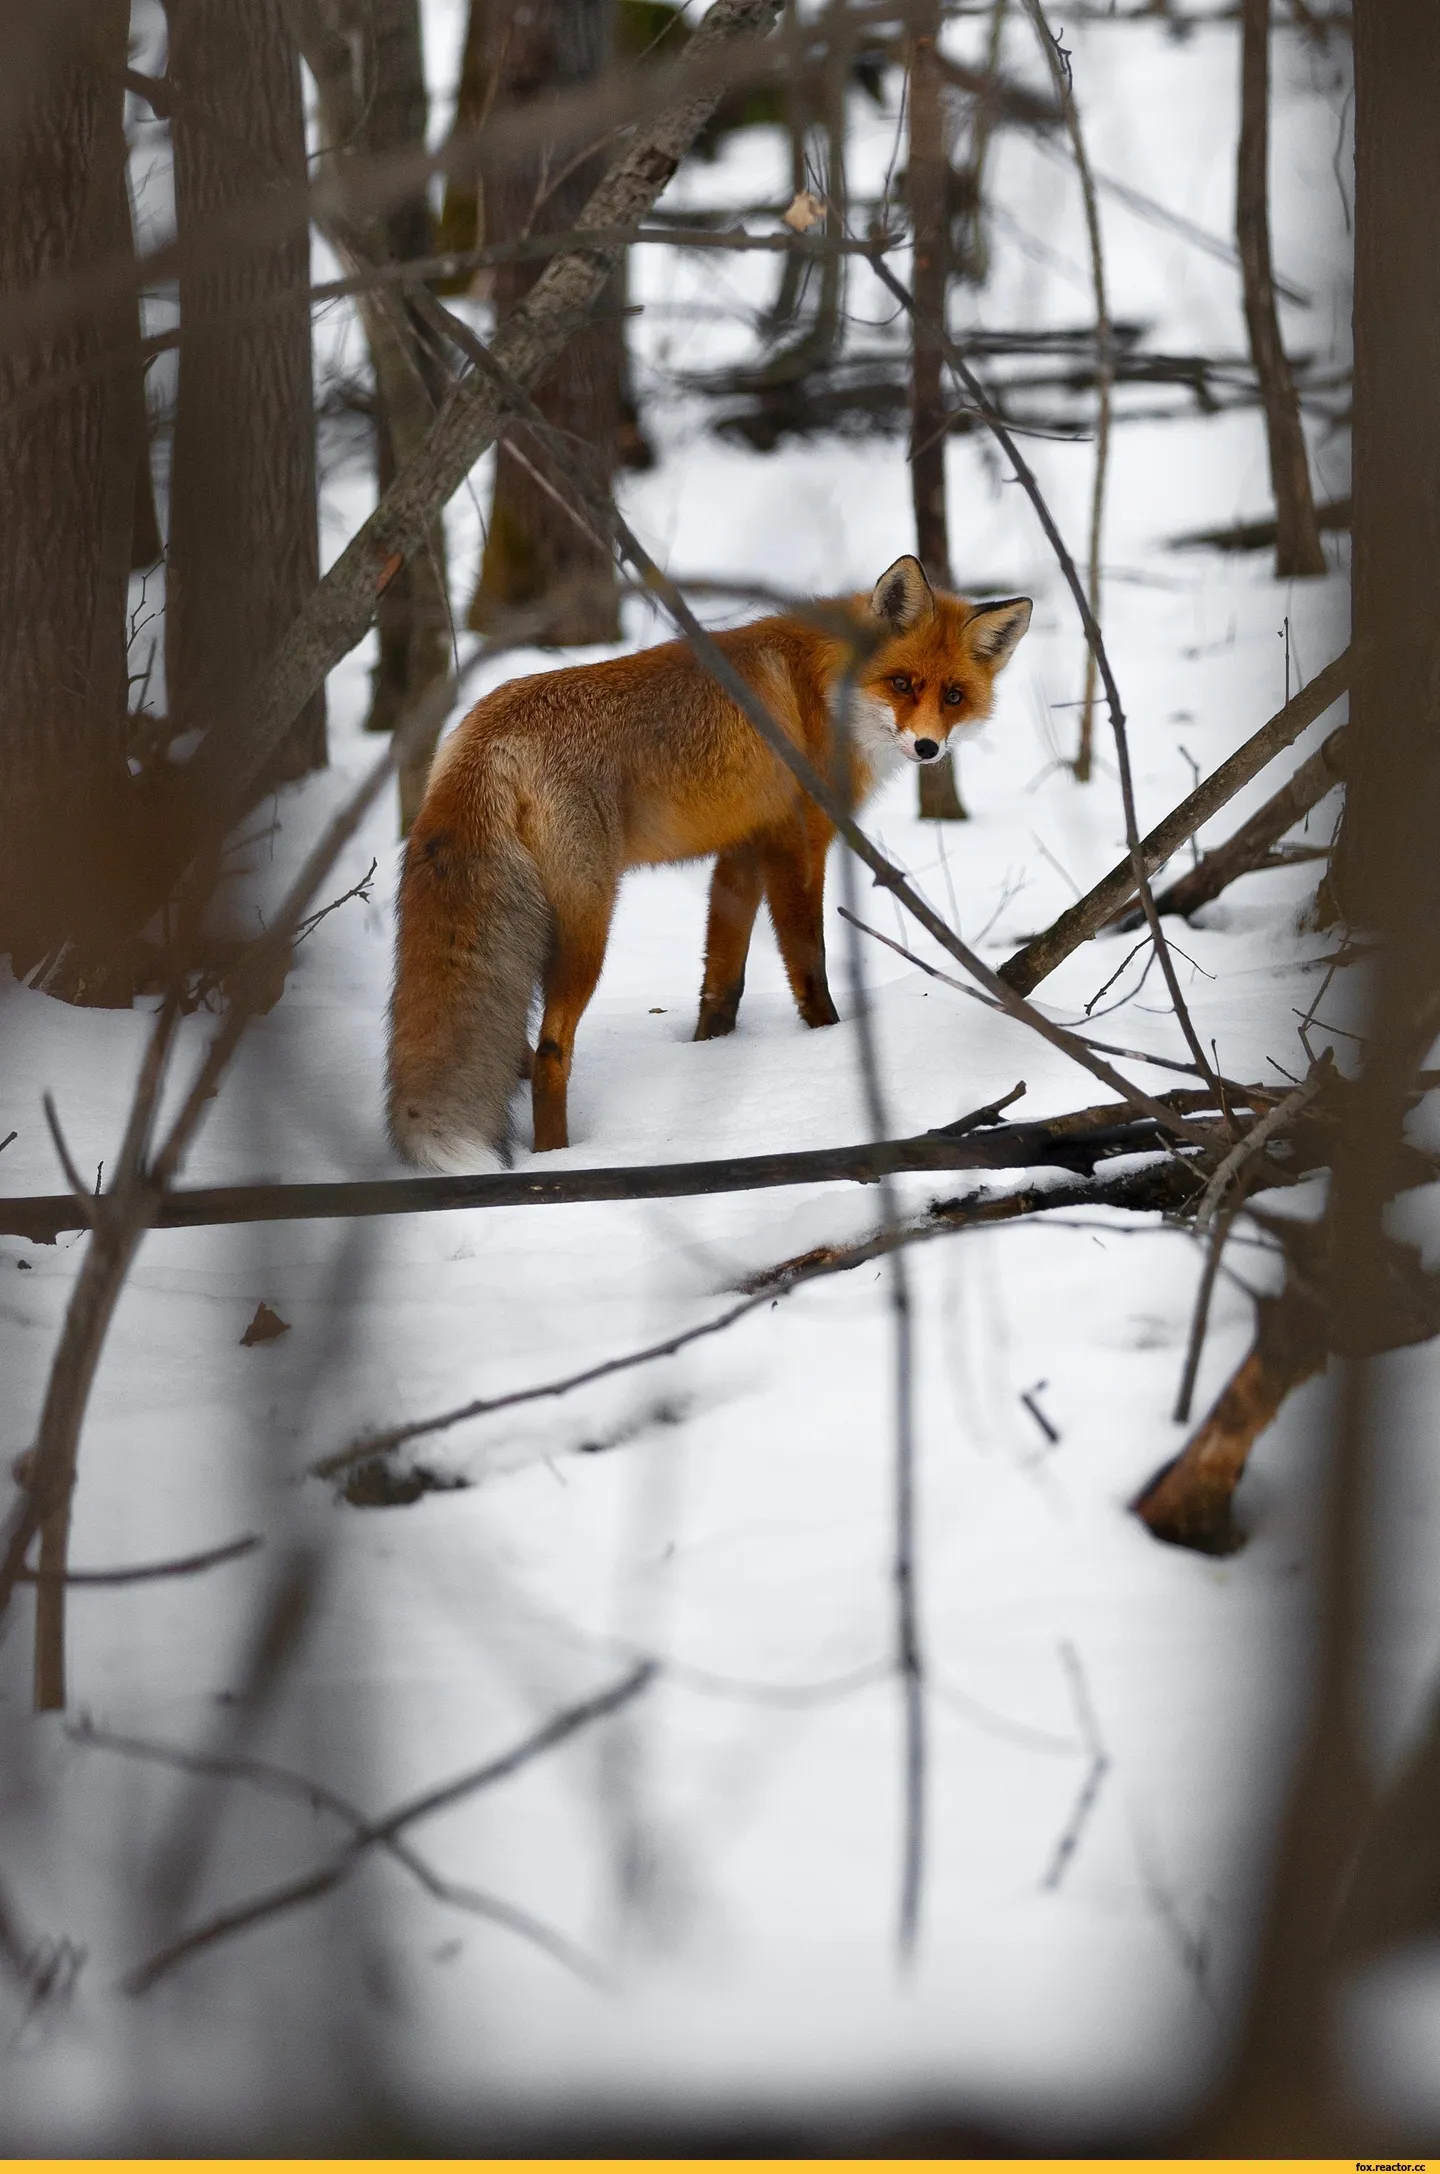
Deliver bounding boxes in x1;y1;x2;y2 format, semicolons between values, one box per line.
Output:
17;1535;261;1587
69;1718;608;1990
122;1663;655;1993
999;649;1350;996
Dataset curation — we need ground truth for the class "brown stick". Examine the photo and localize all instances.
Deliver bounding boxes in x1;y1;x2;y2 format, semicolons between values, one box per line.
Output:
314;1147;1208;1484
0;1105;1212;1243
1237;0;1326;578
997;649;1350;996
1139;725;1346;923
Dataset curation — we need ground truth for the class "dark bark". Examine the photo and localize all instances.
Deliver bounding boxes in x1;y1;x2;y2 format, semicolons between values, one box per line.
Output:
165;0;325;780
908;0;966;822
0;0;148;989
468;0;623;646
1236;0;1326;579
1329;0;1440;937
1199;4;1440;2141
286;0;453;822
0;1097;1224;1242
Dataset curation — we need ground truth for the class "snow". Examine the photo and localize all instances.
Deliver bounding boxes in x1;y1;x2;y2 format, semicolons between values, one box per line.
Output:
5;2;1431;2151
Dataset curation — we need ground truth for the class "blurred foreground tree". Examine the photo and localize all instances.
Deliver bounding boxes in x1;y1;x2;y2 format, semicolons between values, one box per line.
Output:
0;0;153;996
1206;0;1440;2147
165;0;326;779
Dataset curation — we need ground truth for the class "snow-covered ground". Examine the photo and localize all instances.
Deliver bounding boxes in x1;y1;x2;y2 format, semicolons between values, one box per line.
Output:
7;4;1430;2150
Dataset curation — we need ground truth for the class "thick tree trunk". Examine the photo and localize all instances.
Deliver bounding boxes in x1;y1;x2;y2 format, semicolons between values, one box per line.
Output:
1202;1;1440;2146
908;0;966;822
165;0;326;781
1328;0;1440;936
468;0;623;646
0;0;147;989
1236;0;1326;580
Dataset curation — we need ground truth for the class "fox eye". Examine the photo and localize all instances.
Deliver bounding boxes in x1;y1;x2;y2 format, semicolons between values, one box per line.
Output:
889;674;912;696
943;684;965;707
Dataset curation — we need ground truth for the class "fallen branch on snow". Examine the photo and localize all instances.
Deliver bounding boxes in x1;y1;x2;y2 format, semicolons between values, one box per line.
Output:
0;1096;1235;1245
998;648;1350;997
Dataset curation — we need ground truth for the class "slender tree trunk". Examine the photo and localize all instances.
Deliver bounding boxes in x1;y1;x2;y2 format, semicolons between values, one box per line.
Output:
908;0;966;821
1236;0;1326;579
288;0;453;807
951;0;1006;285
0;0;147;992
165;0;326;781
468;0;623;646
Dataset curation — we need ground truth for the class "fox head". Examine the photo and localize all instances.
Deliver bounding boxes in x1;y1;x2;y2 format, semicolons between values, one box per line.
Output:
853;555;1032;769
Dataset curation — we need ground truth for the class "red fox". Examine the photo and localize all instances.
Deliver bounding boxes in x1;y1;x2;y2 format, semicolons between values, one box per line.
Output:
389;555;1031;1167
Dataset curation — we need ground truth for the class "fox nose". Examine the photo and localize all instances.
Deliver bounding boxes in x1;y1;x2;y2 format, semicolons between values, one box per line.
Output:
913;737;940;761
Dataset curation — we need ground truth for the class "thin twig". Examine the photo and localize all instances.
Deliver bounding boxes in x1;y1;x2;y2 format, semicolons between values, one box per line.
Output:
1173;1202;1237;1425
1193;1062;1329;1230
122;1663;655;1993
68;1719;608;1990
17;1535;261;1587
1041;1638;1110;1890
867;250;1221;1096
313;1148;1208;1482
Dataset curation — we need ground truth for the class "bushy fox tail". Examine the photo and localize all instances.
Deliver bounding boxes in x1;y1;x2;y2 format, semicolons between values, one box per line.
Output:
388;755;551;1172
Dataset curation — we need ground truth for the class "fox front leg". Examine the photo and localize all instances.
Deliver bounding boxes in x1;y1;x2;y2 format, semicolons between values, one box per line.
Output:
760;827;839;1029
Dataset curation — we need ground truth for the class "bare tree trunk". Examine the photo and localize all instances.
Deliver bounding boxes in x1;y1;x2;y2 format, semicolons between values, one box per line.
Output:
950;0;1006;286
1236;0;1326;580
0;0;147;993
908;0;966;822
1328;0;1440;934
468;0;623;646
287;0;453;819
1203;0;1440;2145
165;0;326;781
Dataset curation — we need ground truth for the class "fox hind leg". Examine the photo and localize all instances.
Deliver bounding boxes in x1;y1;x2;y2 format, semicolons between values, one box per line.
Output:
533;873;618;1152
695;844;763;1040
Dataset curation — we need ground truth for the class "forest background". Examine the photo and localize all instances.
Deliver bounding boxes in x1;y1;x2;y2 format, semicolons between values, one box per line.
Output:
0;0;1437;2153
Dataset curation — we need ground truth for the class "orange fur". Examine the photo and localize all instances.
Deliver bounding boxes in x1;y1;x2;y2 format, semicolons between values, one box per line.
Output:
389;556;1031;1166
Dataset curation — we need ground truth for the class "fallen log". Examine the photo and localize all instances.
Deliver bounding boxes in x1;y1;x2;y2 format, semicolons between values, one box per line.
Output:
998;649;1349;998
1113;725;1346;929
740;1153;1205;1292
1168;494;1350;555
0;1093;1236;1245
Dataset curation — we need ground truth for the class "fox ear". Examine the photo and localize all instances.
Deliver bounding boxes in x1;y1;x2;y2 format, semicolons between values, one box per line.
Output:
966;596;1033;667
871;555;935;631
